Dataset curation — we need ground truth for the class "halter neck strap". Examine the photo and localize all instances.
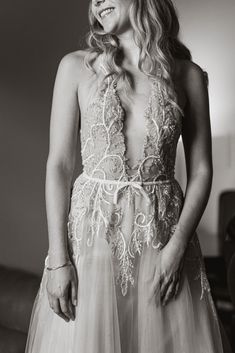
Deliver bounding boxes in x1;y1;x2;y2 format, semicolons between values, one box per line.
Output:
99;56;113;87
100;55;108;74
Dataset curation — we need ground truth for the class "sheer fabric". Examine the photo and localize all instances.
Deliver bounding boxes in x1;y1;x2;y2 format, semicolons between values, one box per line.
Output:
25;63;224;353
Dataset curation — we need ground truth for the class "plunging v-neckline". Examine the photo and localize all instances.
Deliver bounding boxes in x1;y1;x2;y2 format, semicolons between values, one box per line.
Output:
110;77;159;178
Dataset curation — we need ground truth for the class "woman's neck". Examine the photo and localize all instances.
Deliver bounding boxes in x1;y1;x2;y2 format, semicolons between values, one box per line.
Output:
117;30;140;68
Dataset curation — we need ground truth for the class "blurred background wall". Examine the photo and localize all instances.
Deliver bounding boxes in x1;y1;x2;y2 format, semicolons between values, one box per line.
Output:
175;0;235;255
0;0;234;275
0;0;88;274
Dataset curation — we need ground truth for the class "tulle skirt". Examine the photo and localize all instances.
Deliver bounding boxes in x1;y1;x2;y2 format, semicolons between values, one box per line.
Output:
25;175;224;353
25;239;224;353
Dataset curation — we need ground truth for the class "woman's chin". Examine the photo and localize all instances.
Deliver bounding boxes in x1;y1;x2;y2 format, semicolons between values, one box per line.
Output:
102;23;119;35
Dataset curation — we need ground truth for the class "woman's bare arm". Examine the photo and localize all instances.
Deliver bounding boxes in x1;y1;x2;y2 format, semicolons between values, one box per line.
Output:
158;61;213;305
170;61;212;253
45;52;80;267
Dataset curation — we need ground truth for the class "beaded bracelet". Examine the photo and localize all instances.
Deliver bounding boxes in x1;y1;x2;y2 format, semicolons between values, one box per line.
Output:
46;260;72;271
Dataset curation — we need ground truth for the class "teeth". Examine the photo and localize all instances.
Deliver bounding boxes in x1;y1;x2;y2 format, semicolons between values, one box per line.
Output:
100;7;114;19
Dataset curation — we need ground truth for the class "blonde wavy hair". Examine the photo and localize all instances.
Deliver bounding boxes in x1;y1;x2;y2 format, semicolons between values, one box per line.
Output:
84;0;192;110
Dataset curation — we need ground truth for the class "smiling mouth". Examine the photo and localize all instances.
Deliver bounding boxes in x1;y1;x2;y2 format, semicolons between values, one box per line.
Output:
99;7;115;19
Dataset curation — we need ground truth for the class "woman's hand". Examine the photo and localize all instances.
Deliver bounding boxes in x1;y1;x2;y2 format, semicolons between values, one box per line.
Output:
154;239;186;306
46;263;78;322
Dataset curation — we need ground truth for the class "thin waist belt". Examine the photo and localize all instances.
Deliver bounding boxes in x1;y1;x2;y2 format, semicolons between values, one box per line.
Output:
82;172;174;205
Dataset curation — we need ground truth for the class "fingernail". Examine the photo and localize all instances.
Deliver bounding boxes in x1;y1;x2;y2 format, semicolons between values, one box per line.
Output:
74;299;77;306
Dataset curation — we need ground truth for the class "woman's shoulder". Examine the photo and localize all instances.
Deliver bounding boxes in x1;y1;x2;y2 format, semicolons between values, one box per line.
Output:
56;49;103;88
174;59;208;88
173;59;209;110
57;50;88;74
58;49;103;77
173;60;209;106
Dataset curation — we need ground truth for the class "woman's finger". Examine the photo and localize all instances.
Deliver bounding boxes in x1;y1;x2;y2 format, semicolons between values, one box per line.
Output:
47;293;54;309
52;297;69;322
71;278;78;307
174;277;181;299
59;296;73;320
160;276;171;304
163;279;178;306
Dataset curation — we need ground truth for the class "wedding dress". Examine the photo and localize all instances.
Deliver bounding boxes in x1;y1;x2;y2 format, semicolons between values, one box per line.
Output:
25;62;224;353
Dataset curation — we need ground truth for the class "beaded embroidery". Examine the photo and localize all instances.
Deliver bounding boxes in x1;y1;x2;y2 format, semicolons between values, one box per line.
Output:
64;64;210;298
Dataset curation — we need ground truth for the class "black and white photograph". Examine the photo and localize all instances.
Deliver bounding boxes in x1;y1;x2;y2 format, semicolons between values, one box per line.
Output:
0;0;235;352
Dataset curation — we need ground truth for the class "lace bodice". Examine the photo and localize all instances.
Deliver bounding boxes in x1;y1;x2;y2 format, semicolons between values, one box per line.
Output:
67;69;186;296
80;70;182;183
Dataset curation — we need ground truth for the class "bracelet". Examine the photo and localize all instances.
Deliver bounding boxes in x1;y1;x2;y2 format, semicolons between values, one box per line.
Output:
46;260;72;271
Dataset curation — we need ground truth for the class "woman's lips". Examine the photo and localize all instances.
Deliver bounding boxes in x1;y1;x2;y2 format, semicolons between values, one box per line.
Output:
99;7;115;19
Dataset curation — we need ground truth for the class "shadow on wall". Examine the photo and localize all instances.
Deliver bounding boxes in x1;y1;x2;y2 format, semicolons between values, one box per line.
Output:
175;134;235;256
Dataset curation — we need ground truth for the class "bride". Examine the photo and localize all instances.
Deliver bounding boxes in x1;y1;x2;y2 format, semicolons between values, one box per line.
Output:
25;0;231;352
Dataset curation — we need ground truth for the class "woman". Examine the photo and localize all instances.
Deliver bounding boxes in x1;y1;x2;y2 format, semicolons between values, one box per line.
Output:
25;0;228;352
